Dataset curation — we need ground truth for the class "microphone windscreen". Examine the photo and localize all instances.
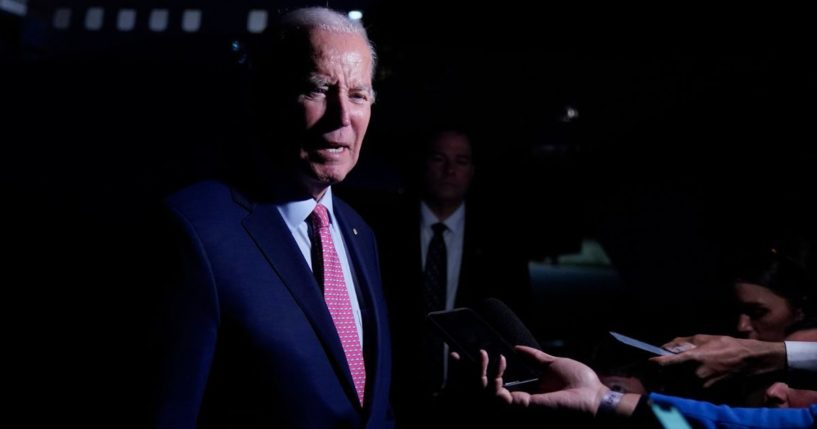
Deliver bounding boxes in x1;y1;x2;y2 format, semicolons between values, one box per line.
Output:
474;298;540;349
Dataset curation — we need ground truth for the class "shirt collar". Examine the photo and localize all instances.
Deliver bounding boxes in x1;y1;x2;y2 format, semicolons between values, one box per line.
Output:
277;187;335;229
420;200;465;232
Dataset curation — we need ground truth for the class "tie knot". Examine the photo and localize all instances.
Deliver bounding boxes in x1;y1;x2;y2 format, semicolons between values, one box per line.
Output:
431;222;446;236
309;204;330;229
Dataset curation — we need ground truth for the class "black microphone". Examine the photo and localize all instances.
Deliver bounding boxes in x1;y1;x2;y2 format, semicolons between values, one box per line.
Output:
471;298;541;389
473;298;540;349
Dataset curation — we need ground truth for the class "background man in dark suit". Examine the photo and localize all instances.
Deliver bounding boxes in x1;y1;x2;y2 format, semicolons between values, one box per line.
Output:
376;127;532;427
153;7;393;428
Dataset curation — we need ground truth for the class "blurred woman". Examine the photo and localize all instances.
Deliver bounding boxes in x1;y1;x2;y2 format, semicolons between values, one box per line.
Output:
733;249;814;341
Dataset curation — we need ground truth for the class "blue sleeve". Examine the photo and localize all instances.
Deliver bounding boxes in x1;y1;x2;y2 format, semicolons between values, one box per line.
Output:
649;392;817;429
152;208;220;429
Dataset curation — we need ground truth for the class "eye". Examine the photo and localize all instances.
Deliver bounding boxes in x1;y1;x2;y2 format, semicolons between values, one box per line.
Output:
306;84;328;98
741;305;769;320
301;76;331;99
428;154;445;164
349;90;370;104
749;309;769;320
455;157;471;167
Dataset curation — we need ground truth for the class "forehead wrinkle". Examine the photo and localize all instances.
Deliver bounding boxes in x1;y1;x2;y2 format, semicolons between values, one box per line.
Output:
308;30;373;77
307;65;372;97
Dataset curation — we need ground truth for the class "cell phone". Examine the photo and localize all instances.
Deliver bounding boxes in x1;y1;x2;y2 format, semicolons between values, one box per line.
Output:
609;331;676;356
426;308;539;390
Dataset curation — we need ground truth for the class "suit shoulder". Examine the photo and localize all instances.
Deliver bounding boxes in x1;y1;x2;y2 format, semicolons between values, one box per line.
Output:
165;180;248;220
166;180;229;206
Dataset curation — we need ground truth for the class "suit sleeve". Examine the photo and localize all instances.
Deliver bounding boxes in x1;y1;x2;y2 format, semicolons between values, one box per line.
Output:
648;392;817;429
785;341;817;372
152;208;220;429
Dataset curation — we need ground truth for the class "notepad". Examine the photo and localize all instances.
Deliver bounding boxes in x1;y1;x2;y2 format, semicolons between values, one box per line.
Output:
609;331;675;356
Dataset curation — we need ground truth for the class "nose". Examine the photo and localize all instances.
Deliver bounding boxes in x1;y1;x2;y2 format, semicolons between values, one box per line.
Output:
764;382;790;408
327;92;351;128
736;314;753;337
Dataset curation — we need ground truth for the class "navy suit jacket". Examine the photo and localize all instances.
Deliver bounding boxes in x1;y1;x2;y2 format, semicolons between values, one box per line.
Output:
155;180;393;428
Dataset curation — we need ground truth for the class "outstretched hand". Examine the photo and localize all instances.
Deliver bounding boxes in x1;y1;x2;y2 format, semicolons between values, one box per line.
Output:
650;335;786;388
480;346;608;416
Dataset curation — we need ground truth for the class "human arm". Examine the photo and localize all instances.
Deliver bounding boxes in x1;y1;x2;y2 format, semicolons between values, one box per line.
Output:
481;346;817;429
785;341;817;372
151;208;219;429
650;335;787;387
480;346;641;418
649;393;817;429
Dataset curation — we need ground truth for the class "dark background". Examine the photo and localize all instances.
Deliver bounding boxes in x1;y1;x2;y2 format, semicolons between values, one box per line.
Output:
3;2;815;424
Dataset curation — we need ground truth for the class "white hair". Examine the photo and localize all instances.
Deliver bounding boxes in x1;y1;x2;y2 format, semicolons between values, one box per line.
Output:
278;7;377;73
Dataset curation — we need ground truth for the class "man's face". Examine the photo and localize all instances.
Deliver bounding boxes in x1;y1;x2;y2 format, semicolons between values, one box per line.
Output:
285;29;373;197
423;132;475;205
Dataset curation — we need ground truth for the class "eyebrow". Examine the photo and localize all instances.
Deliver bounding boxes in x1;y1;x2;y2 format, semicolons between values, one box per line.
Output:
349;84;373;93
307;74;331;87
307;74;372;92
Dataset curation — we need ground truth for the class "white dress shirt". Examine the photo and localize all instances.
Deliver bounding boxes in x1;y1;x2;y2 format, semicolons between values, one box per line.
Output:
420;201;466;386
785;341;817;372
420;201;466;310
276;187;363;343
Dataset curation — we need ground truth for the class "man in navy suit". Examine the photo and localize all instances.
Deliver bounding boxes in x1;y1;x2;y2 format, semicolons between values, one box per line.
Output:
154;7;392;428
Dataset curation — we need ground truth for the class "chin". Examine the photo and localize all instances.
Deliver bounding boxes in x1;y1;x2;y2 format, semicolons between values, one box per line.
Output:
312;169;350;187
301;159;351;181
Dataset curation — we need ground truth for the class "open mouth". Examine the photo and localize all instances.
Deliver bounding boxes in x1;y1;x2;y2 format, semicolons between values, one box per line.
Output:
309;141;351;159
315;140;350;152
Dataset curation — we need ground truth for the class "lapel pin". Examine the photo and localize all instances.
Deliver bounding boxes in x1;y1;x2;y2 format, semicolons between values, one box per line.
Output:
353;228;358;236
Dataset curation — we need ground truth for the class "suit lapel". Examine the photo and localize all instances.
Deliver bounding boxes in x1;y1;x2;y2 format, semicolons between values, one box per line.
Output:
332;199;383;412
242;203;360;407
409;204;428;313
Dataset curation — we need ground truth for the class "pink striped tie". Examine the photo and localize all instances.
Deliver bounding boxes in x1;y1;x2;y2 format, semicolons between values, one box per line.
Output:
309;204;366;405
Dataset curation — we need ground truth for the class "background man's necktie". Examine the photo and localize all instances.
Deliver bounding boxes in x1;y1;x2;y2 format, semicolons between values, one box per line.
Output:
423;222;447;391
423;222;447;312
309;204;366;405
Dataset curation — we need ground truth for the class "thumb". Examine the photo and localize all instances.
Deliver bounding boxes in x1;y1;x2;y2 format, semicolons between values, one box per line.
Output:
650;351;693;367
515;345;556;365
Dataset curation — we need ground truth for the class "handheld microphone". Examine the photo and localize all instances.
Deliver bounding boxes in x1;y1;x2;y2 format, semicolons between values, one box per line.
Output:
474;298;540;349
426;298;542;390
